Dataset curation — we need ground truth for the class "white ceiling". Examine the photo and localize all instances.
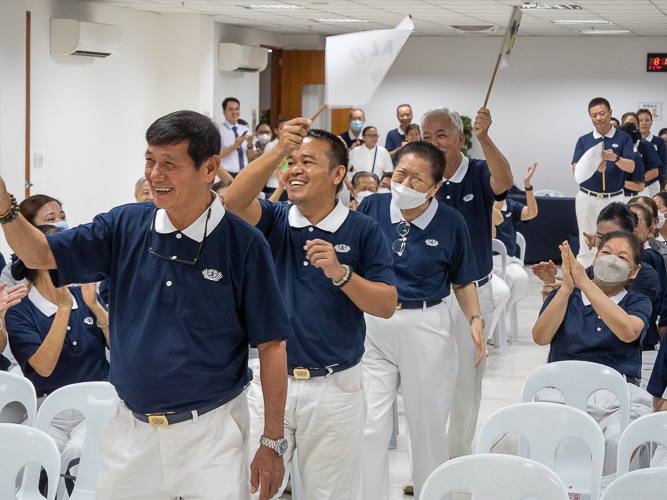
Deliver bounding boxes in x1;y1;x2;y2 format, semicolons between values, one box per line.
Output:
88;0;667;37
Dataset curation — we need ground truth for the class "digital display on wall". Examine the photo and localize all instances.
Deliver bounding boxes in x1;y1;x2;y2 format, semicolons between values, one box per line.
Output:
647;54;667;72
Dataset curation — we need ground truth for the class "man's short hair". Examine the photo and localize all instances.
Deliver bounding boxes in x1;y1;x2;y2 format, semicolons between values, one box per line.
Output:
381;172;393;181
146;110;221;170
307;129;349;194
397;104;412;113
222;97;240;111
659;128;667;136
637;109;653;122
349;108;365;120
352;172;380;190
212;180;233;191
421;108;464;135
588;97;610;111
396;141;446;185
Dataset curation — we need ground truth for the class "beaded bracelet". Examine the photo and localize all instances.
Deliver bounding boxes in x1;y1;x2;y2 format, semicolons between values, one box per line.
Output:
96;320;110;329
0;194;19;226
333;264;352;287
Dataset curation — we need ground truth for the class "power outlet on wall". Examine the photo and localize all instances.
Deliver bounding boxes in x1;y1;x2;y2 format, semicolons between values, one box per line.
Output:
33;153;43;169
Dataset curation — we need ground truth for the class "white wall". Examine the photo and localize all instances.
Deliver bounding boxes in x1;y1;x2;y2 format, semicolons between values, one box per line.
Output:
364;36;667;196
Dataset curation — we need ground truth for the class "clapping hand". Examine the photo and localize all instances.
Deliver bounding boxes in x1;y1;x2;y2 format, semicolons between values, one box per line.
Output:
524;163;537;187
582;231;597;250
531;260;557;283
0;283;28;313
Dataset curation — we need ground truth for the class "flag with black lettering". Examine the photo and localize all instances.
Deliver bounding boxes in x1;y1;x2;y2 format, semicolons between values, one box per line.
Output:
325;16;414;108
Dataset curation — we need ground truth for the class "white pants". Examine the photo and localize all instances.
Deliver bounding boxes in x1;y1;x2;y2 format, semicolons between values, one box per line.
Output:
651;443;667;467
0;401;27;424
447;279;495;458
641;347;659;390
535;384;652;475
362;302;457;499
46;408;86;500
648;181;660;198
489;274;511;336
575;190;624;267
248;364;366;500
96;395;250;500
493;255;529;314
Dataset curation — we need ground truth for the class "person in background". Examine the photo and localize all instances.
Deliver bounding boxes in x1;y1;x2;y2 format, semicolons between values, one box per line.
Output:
264;119;289;200
492;163;539;322
254;123;273;158
6;225;109;499
392;124;422;167
339;108;365;150
638;109;667;197
573;97;635;267
349;127;393;177
134;177;153;203
379;172;392;192
616;123;646;199
611;117;620;128
348;172;379;211
660;128;667;147
385;104;413;158
218;97;256;178
622;112;639;127
533;235;652;483
213;180;233;203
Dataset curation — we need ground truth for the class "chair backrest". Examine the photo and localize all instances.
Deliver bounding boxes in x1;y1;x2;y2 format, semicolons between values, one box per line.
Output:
516;231;526;262
475;402;605;500
534;189;565;198
0;423;60;500
599;468;667;500
24;382;120;499
522;361;631;433
0;371;37;426
616;411;667;476
419;454;569;500
492;238;507;280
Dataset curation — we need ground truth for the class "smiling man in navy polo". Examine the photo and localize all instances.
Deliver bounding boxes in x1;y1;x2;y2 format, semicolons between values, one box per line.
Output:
224;119;397;499
0;111;292;500
422;106;514;458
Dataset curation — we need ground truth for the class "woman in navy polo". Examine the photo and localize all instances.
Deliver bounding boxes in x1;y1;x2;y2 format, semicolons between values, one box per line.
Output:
5;225;109;500
357;141;484;499
533;234;653;479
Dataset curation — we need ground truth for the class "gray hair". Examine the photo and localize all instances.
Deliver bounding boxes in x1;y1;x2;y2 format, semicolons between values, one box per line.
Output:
135;177;148;194
421;108;464;135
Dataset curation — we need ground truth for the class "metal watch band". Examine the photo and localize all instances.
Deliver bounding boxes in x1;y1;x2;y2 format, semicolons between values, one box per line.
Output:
469;315;485;328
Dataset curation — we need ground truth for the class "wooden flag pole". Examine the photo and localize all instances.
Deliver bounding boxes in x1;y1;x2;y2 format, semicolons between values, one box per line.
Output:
483;53;503;108
311;104;327;122
601;142;606;191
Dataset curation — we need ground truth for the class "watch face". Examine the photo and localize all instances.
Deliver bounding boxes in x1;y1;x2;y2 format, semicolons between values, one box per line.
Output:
278;439;288;455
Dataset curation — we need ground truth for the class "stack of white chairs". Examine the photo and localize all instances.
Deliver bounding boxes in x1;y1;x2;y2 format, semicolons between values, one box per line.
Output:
0;371;37;426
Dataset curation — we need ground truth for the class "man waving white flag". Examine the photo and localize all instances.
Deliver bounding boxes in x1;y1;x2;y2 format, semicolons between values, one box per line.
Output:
325;16;414;108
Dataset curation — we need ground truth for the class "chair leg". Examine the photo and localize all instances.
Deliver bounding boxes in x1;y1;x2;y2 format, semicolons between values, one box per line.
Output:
494;313;508;356
510;303;519;343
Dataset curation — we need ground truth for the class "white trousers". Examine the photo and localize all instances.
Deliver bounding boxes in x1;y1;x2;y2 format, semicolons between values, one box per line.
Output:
641;347;659;390
96;395;250;500
648;181;660;198
651;443;667;467
46;408;86;500
535;384;652;475
492;255;529;314
248;364;366;500
489;274;511;336
361;302;457;499
447;279;495;458
575;190;624;267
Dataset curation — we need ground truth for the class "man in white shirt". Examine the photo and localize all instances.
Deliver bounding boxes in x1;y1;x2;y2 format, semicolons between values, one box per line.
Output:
349;127;393;177
218;97;257;177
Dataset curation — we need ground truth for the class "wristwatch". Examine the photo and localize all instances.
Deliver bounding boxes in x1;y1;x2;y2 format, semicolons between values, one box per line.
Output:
469;315;485;328
260;435;289;456
614;154;620;163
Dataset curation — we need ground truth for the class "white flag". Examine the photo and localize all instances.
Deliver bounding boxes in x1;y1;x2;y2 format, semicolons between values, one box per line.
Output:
499;7;522;69
574;142;604;184
325;16;414;109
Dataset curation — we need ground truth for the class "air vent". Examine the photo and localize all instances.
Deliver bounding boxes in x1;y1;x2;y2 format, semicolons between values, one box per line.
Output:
72;50;112;58
450;25;498;35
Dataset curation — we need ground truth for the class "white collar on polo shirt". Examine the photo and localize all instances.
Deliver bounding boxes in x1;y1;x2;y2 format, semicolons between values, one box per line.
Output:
223;120;242;130
581;287;627;307
288;198;349;233
155;192;225;243
29;285;78;317
390;197;438;230
647;133;655;142
348;129;361;141
396;127;406;137
593;126;616;140
447;155;469;184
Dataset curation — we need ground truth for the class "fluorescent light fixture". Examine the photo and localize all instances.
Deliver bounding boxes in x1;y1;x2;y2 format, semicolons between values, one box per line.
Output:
238;4;304;10
580;29;630;34
553;19;611;24
313;18;368;23
520;3;582;9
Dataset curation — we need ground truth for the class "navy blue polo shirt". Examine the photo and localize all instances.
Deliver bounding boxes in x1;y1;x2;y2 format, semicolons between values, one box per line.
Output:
0;355;10;371
339;130;364;149
358;194;477;302
5;287;109;397
642;248;667;343
435;156;507;279
256;199;395;369
45;196;292;414
385;128;405;152
623;151;645;196
648;134;667;168
542;287;651;380
647;338;667;399
495;199;525;257
639;139;664;186
573;127;634;193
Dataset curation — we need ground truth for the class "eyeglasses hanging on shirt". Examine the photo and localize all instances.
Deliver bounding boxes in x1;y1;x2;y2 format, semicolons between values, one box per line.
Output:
392;220;410;256
147;208;211;266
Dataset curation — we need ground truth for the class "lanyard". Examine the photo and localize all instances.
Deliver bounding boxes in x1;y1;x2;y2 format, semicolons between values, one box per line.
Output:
371;146;378;174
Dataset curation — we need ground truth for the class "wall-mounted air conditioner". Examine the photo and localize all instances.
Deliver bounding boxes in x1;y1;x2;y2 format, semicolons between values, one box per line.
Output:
51;19;122;58
218;43;268;73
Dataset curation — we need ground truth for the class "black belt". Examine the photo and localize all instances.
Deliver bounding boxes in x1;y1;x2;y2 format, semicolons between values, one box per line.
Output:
642;344;659;352
475;275;491;287
625;375;641;387
132;387;244;428
579;187;624;199
396;299;441;311
289;357;361;380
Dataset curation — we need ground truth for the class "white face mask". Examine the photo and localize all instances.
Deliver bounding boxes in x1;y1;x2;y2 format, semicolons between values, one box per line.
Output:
257;133;271;145
658;211;666;229
377;187;391;194
593;254;634;287
391;181;433;210
355;190;374;203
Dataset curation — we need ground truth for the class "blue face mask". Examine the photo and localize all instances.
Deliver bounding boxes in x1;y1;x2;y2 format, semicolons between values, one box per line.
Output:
51;221;69;231
350;120;364;132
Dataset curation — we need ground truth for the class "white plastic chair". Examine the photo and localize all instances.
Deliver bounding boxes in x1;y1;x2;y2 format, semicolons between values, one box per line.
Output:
0;423;60;500
0;371;37;426
599;468;667;500
534;189;565;198
22;382;120;500
476;402;605;500
419;454;569;500
616;411;667;476
508;232;527;343
491;239;508;356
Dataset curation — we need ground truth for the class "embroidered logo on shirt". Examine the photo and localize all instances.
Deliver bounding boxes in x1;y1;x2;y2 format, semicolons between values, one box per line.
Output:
612;143;619;148
84;317;94;325
334;244;351;253
425;239;439;247
463;194;474;202
202;269;223;281
505;213;512;218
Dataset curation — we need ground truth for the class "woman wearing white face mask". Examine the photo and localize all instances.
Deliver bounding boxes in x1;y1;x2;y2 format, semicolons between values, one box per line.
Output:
533;235;653;481
653;192;667;246
357;141;484;499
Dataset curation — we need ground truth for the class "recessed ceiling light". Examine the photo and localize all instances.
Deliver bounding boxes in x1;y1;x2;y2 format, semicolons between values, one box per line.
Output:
450;25;498;35
313;18;368;23
238;4;304;10
553;19;611;24
520;3;582;9
580;29;630;34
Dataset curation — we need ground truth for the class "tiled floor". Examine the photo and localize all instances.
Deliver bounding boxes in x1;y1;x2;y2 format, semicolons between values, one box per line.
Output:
281;267;549;499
